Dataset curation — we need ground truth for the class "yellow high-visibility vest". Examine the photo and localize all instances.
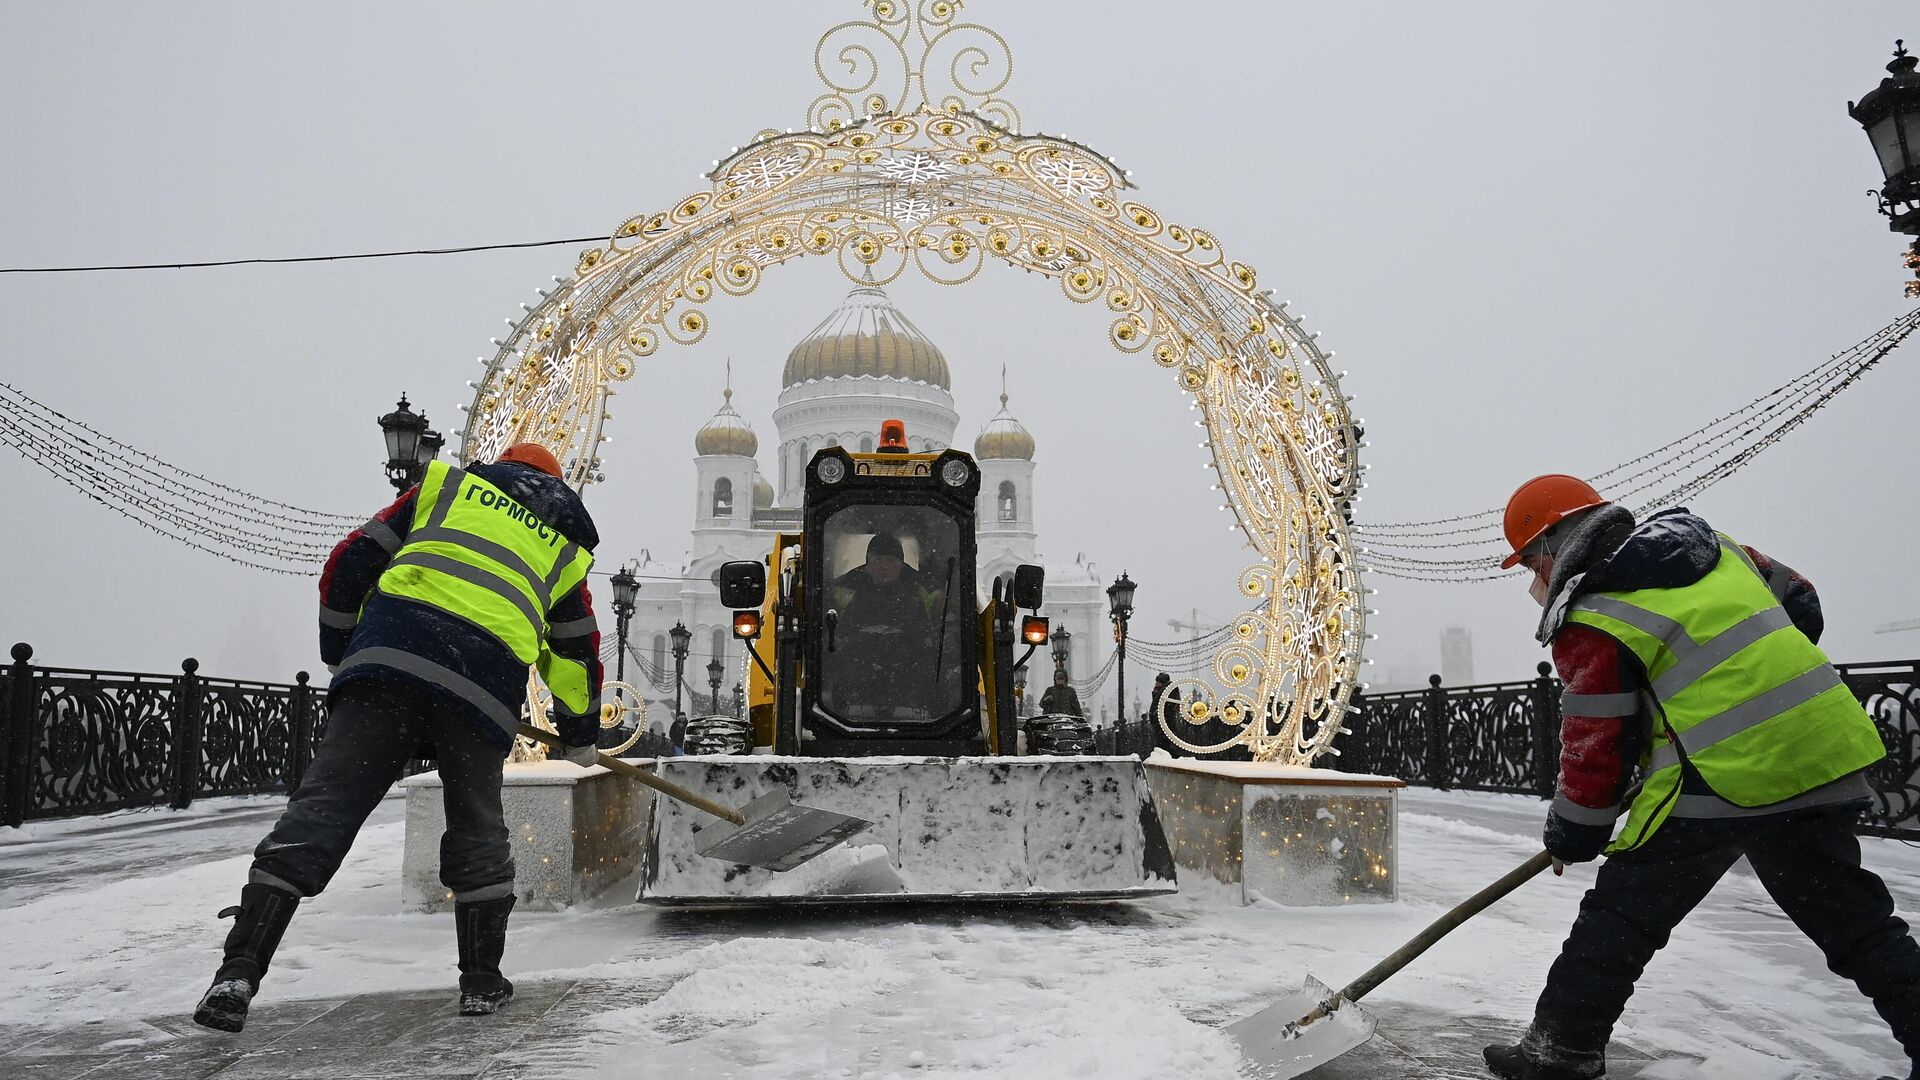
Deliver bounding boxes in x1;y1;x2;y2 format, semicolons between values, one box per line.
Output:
378;460;596;718
1561;535;1882;853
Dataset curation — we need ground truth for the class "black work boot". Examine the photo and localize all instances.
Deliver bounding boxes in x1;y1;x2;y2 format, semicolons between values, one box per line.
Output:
193;883;300;1032
1484;1024;1606;1080
455;894;516;1016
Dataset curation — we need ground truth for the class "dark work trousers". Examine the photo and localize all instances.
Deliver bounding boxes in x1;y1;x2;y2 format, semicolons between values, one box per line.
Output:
250;677;514;902
1534;801;1920;1060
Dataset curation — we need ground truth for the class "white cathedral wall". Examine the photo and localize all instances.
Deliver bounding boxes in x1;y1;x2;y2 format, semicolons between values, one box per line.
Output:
772;376;958;502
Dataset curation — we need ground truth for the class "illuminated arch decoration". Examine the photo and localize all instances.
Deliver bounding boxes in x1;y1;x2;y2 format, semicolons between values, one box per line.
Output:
460;0;1366;765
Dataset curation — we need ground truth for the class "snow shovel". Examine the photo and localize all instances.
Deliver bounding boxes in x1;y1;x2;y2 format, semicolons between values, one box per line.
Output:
515;723;872;872
1226;848;1558;1078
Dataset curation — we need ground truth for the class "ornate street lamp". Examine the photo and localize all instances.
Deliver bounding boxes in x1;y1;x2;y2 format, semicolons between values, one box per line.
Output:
1050;624;1072;676
668;621;691;723
376;393;441;492
707;657;724;714
1849;40;1920;295
731;681;744;718
1107;571;1136;725
609;564;639;685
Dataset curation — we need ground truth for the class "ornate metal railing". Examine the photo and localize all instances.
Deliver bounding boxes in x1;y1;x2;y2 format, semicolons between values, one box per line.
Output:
1338;659;1920;840
1;643;328;825
0;643;663;826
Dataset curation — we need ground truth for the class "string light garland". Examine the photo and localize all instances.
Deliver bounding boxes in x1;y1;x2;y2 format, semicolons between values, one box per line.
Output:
1351;309;1920;582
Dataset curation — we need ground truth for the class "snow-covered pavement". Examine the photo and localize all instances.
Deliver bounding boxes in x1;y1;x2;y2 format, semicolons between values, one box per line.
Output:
2;788;1914;1078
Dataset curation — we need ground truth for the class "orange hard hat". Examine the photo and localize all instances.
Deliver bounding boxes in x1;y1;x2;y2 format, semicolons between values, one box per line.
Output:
497;442;564;479
1500;474;1608;569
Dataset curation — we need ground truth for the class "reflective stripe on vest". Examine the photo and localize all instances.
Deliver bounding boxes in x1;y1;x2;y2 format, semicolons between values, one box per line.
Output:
376;461;594;666
1564;535;1883;852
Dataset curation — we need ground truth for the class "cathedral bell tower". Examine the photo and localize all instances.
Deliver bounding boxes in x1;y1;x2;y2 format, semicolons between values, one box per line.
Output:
973;371;1037;583
691;364;762;561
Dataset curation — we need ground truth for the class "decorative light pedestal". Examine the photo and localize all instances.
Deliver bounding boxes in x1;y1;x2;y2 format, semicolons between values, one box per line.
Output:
400;761;652;913
1142;757;1403;906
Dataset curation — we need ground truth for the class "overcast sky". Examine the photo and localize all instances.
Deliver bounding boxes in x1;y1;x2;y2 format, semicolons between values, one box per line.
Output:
2;1;1916;695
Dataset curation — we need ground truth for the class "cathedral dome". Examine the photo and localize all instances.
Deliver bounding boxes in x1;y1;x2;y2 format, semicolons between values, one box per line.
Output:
782;280;951;390
694;385;758;457
973;386;1035;461
752;474;775;509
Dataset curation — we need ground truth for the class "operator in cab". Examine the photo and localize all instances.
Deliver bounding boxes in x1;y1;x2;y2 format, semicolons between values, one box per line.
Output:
826;531;950;717
830;532;940;643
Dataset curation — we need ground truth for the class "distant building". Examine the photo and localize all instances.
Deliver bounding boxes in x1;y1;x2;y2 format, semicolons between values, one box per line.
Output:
1439;627;1474;687
621;279;1111;721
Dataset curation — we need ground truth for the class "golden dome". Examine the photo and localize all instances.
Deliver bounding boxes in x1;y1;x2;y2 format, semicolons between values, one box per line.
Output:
752;474;775;509
694;384;759;457
782;280;951;389
974;384;1035;461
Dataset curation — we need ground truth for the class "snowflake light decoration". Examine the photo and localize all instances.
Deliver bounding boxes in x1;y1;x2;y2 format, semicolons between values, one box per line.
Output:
458;0;1368;766
876;151;953;184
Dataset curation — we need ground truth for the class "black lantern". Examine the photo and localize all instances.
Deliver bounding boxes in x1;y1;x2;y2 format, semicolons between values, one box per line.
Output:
418;427;445;469
668;621;692;721
1850;40;1920;295
707;657;724;713
1050;624;1073;675
377;394;434;492
1852;41;1920;233
609;565;639;684
1106;572;1137;622
1107;571;1137;725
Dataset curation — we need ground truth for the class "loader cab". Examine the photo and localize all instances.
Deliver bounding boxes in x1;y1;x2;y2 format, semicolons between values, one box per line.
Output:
799;438;983;754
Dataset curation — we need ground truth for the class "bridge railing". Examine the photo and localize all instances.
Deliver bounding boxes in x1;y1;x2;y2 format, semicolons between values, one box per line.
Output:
1339;659;1920;839
0;643;660;827
1;643;326;826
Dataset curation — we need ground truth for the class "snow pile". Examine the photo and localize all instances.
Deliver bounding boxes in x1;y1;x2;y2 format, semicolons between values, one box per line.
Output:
2;788;1913;1078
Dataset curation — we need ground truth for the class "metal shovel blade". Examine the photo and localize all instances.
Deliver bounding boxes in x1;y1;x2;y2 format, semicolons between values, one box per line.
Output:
1224;975;1377;1080
694;788;874;872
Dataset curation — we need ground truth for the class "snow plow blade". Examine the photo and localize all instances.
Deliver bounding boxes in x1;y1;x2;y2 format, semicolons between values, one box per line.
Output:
640;756;1178;904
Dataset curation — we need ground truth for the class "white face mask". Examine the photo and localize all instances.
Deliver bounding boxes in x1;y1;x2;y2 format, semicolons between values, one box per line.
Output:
1528;566;1552;608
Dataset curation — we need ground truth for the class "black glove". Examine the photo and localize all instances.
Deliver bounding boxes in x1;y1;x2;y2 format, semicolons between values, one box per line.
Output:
1542;810;1612;865
556;742;599;766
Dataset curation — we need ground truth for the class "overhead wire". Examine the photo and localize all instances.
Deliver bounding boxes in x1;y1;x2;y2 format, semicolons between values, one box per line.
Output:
0;236;605;275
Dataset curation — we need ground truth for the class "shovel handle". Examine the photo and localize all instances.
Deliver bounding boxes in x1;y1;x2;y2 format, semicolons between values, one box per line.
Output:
1332;848;1555;1010
515;723;747;826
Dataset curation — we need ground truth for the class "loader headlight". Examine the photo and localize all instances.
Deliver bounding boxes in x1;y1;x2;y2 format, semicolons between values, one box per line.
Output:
816;456;847;485
940;458;971;487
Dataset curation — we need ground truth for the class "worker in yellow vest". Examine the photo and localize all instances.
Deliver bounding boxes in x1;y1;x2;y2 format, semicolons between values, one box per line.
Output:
194;443;604;1033
1483;475;1917;1080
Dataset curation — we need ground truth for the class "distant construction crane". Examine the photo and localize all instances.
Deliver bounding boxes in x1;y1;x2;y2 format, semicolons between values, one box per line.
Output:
1168;609;1223;649
1876;618;1920;635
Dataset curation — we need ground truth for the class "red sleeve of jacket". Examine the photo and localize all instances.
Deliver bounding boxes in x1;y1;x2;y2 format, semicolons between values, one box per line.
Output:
1551;624;1637;812
1741;545;1824;645
317;487;416;666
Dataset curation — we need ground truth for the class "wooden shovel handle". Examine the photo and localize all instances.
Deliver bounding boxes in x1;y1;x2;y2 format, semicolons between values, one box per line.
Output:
1309;781;1649;1023
1338;849;1555;1007
515;723;747;825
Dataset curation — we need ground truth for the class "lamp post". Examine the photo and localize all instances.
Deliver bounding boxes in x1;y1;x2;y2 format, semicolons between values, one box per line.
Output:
1849;40;1920;296
706;657;724;715
668;621;691;723
1050;624;1073;677
1107;571;1136;725
376;394;442;492
731;681;744;718
609;565;639;685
